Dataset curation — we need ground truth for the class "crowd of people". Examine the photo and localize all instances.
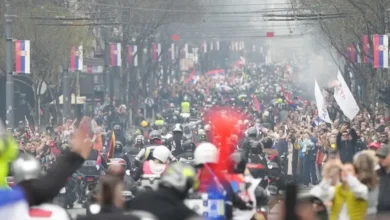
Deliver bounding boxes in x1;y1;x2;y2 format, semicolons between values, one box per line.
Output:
3;59;390;220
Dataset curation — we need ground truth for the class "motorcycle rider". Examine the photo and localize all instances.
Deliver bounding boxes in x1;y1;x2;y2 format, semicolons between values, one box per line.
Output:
175;140;195;164
129;162;199;220
196;129;208;144
134;130;176;170
170;124;188;156
153;114;166;130
138;146;171;178
194;142;252;219
12;154;71;220
112;124;126;145
240;127;261;160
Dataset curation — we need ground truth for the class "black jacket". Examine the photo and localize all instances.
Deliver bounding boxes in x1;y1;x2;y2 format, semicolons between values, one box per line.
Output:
129;187;198;220
77;206;142;220
19;152;85;206
377;167;390;212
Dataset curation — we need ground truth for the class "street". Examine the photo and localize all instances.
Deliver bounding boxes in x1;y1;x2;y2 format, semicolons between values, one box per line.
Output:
67;186;312;219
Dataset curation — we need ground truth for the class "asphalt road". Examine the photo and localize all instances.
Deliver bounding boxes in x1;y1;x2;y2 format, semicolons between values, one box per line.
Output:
67;186;312;219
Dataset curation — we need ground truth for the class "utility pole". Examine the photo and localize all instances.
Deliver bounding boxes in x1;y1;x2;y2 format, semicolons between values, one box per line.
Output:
62;62;71;122
5;0;14;129
103;27;112;104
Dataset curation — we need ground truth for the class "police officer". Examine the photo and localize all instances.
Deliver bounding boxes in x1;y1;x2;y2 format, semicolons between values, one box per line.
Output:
181;97;190;114
240;127;261;160
170;124;188;156
154;114;165;130
175;140;195;164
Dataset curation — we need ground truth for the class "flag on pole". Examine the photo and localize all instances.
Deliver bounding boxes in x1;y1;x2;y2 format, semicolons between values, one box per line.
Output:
15;40;30;74
347;43;359;63
110;43;121;67
314;80;332;123
184;44;189;59
333;71;360;120
157;43;162;62
152;43;157;62
69;45;83;72
107;131;116;159
373;34;388;68
363;35;372;63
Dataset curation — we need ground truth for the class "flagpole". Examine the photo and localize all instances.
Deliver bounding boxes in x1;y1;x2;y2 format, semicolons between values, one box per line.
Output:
5;0;14;129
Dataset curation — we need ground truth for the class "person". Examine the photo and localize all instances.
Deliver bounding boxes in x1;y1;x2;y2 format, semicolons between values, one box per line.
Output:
11;154;71;220
133;146;170;181
129;162;199;220
353;150;379;217
375;145;390;213
337;125;359;163
181;98;190;114
240;127;260;160
175;140;195;163
134;130;175;168
310;159;369;220
77;174;157;220
154;114;165;130
170;124;187;156
194;142;252;219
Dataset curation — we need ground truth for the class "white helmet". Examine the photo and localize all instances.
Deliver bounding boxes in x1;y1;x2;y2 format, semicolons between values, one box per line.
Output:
194;142;218;165
152;146;171;163
204;124;211;131
198;129;206;136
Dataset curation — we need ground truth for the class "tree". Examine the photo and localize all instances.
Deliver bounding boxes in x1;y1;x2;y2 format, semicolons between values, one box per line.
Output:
0;0;90;123
288;0;390;107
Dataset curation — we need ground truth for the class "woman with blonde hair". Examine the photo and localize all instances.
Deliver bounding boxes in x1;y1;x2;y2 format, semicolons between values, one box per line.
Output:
353;150;379;216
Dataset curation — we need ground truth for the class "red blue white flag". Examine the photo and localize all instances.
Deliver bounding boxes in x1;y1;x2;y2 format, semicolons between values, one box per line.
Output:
347;43;360;63
363;35;372;63
110;43;121;67
373;34;388;68
15;40;30;74
69;45;83;72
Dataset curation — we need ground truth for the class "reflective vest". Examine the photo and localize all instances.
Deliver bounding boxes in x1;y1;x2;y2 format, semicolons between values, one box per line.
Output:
181;102;190;113
155;120;164;127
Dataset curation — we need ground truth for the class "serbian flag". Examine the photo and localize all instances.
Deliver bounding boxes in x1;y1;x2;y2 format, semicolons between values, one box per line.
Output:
185;68;199;85
207;69;225;77
363;35;373;63
347;43;359;63
69;45;83;72
0;187;30;219
110;43;122;67
96;151;102;166
280;85;293;104
128;45;138;67
252;95;261;112
15;40;31;74
152;43;158;61
373;34;389;68
106;131;116;159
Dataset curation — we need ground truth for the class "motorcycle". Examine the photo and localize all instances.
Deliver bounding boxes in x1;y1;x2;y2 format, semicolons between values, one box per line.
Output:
77;160;102;205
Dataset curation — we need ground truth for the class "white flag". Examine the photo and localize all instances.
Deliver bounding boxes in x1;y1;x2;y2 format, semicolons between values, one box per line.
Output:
314;80;332;123
334;71;360;120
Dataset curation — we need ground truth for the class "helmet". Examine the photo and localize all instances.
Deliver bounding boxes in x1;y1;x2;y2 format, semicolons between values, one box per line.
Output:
204;124;211;132
12;154;42;184
198;129;206;136
261;137;273;149
246;127;258;137
169;103;175;108
182;140;196;152
229;152;247;174
141;120;149;128
115;141;124;153
152;146;171;163
159;162;199;193
135;135;145;146
194;142;218;165
149;130;162;141
173;124;183;133
113;124;121;131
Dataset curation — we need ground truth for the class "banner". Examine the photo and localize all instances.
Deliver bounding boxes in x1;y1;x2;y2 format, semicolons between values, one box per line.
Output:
69;45;83;72
314;80;332;123
373;34;388;68
110;43;121;67
15;40;31;74
334;71;360;120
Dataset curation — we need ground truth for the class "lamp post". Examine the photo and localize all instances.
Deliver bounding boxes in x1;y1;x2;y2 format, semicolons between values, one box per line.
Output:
5;0;14;129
